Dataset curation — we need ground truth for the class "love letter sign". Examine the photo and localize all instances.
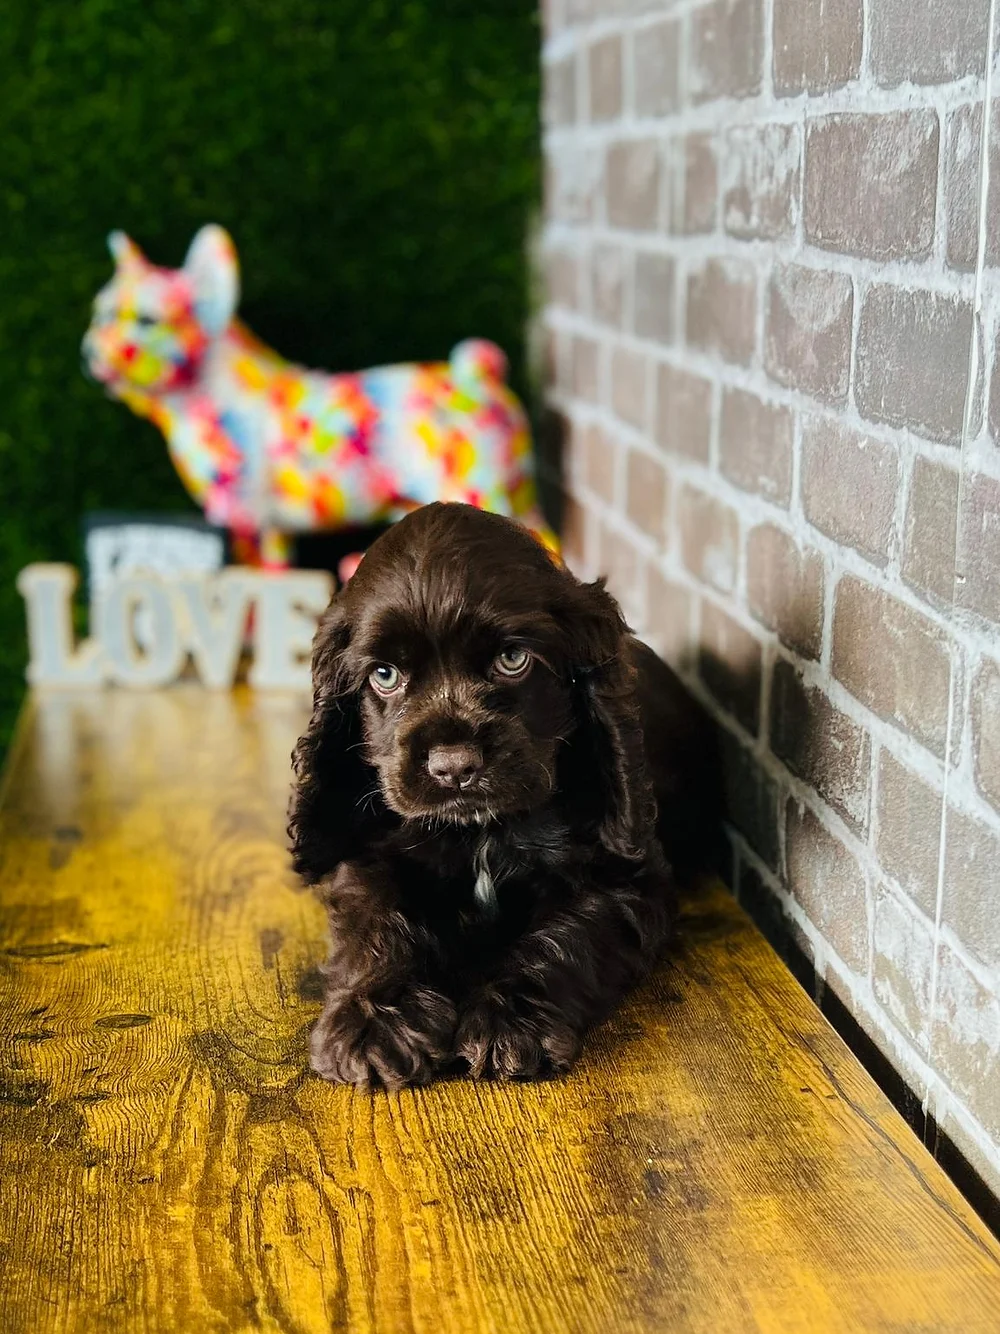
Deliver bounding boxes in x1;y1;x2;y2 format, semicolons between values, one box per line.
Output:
17;564;334;691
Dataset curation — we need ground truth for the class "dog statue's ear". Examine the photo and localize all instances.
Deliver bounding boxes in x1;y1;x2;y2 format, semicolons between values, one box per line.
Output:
288;596;382;885
183;224;239;337
559;576;656;861
107;231;147;270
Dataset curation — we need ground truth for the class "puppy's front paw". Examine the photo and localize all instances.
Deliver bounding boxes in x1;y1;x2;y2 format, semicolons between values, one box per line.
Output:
456;992;581;1081
310;986;456;1090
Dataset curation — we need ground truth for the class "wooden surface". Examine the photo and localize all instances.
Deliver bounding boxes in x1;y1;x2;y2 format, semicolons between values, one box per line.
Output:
1;687;999;1334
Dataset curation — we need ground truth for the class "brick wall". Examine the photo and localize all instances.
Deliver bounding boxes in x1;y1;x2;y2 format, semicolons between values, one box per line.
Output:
542;0;1000;1200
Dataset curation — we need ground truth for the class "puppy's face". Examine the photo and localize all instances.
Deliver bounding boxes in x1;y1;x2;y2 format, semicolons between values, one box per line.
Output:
319;505;584;824
292;503;651;883
354;596;575;823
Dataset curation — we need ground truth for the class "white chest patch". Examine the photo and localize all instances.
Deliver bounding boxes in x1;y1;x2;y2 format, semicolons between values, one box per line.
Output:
473;838;497;916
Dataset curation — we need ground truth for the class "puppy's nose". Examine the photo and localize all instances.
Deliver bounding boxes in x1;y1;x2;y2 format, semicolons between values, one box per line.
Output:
426;743;483;790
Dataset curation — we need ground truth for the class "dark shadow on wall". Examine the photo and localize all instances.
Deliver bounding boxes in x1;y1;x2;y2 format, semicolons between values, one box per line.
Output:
689;642;999;1241
535;405;568;535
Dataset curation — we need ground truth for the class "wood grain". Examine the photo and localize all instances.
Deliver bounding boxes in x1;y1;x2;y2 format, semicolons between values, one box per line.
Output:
1;686;998;1333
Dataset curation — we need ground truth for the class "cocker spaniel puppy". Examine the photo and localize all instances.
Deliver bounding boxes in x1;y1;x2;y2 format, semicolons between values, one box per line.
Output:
290;502;718;1088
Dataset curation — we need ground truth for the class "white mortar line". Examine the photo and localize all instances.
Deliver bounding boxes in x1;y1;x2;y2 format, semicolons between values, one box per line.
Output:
925;0;998;1132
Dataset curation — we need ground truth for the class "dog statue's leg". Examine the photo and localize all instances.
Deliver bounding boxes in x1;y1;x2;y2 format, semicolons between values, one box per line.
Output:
259;528;292;570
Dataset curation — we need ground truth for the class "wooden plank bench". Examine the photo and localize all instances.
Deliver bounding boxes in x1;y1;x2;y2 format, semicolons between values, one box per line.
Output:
1;686;999;1333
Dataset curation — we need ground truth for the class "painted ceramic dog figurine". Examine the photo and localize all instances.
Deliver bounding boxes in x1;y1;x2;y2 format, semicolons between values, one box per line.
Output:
83;225;556;568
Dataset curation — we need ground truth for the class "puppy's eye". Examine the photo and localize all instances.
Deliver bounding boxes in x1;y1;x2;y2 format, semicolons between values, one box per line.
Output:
369;664;403;695
494;647;531;679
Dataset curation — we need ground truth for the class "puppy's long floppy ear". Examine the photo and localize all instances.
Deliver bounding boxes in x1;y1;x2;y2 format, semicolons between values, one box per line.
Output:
559;576;656;860
288;597;380;884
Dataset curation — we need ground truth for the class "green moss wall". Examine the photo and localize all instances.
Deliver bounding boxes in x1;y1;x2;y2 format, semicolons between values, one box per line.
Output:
0;0;540;748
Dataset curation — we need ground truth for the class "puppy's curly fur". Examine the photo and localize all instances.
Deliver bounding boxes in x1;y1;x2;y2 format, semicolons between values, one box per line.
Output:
290;502;719;1088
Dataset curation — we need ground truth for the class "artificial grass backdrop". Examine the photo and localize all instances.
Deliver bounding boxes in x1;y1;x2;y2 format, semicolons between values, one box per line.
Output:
0;0;540;749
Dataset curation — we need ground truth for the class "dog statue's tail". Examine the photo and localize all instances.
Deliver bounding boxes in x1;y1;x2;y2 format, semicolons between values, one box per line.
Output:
448;338;510;388
447;339;561;564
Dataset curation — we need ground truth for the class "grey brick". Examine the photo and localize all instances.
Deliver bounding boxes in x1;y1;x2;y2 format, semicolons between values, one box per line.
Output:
805;111;939;262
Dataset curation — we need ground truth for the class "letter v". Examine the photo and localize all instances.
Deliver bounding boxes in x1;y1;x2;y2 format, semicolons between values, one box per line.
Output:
174;570;255;688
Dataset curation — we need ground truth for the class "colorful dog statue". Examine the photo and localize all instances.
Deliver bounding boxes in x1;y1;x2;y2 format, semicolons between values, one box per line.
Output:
83;225;556;570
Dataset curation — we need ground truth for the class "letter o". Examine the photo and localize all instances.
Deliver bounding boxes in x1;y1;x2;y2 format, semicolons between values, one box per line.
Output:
98;576;185;688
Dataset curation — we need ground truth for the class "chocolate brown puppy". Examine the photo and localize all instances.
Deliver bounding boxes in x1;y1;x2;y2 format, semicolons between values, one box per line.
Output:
289;502;718;1088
